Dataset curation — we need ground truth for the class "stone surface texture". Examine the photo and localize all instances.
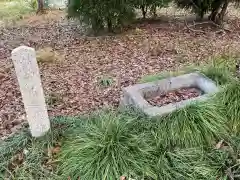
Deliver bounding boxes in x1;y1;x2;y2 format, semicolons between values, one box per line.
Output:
120;72;218;117
11;46;50;137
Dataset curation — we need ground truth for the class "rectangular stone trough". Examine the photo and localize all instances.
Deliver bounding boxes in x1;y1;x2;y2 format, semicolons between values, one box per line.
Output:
120;72;218;117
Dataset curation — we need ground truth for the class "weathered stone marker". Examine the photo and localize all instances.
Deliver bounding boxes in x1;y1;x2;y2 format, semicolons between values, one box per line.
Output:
11;46;50;137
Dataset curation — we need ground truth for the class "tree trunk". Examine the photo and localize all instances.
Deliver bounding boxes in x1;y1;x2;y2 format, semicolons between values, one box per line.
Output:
141;5;147;19
209;10;219;22
218;0;229;25
107;18;113;32
150;5;157;18
37;0;44;14
196;11;204;21
209;0;223;21
91;17;104;34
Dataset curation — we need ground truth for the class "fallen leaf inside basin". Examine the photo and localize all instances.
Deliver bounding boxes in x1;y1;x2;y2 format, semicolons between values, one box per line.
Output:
145;87;203;107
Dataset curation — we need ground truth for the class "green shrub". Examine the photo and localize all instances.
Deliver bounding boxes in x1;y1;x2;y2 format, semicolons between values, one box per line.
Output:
174;0;212;19
67;0;173;32
174;0;234;24
68;0;136;33
133;0;171;18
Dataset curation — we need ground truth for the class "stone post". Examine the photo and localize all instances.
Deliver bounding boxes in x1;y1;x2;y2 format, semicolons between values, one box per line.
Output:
11;46;50;137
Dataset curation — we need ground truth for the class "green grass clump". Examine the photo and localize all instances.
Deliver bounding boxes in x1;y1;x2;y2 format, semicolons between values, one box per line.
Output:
0;130;30;174
206;136;240;179
141;129;221;179
215;81;240;135
0;117;78;179
0;130;57;179
99;76;114;87
157;102;229;148
56;105;233;179
201;65;233;86
3;57;240;179
201;56;236;86
159;148;219;179
57;111;150;179
139;57;235;85
139;70;189;83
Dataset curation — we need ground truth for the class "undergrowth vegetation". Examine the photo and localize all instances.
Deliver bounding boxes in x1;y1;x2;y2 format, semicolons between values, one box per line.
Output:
67;0;172;33
216;81;240;135
57;112;150;179
158;102;228;148
140;55;236;85
1;58;240;179
0;117;77;179
68;0;240;32
0;0;37;22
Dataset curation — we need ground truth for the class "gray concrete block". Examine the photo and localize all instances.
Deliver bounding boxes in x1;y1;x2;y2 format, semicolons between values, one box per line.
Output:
120;72;218;117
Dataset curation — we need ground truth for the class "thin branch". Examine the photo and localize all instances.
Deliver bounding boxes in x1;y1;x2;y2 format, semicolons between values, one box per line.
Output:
184;20;232;33
184;20;205;33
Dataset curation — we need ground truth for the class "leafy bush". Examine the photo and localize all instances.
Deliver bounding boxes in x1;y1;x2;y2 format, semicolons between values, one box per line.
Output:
174;0;212;19
68;0;173;32
68;0;136;33
133;0;171;18
174;0;235;24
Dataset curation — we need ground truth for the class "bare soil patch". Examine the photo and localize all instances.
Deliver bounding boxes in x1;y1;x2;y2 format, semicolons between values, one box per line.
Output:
146;87;202;107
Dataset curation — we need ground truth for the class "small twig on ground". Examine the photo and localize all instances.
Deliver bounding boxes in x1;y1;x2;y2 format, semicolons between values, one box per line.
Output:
184;20;205;33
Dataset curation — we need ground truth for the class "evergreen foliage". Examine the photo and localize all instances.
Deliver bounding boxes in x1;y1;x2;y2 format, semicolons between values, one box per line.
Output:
174;0;212;19
68;0;240;32
133;0;171;18
68;0;136;33
67;0;171;32
174;0;235;24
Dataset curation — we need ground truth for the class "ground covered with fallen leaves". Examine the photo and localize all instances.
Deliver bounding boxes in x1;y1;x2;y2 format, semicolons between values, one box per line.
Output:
1;9;240;139
146;87;202;106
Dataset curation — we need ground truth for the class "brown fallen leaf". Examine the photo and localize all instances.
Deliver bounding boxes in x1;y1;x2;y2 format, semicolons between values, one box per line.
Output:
215;140;224;149
146;87;201;107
